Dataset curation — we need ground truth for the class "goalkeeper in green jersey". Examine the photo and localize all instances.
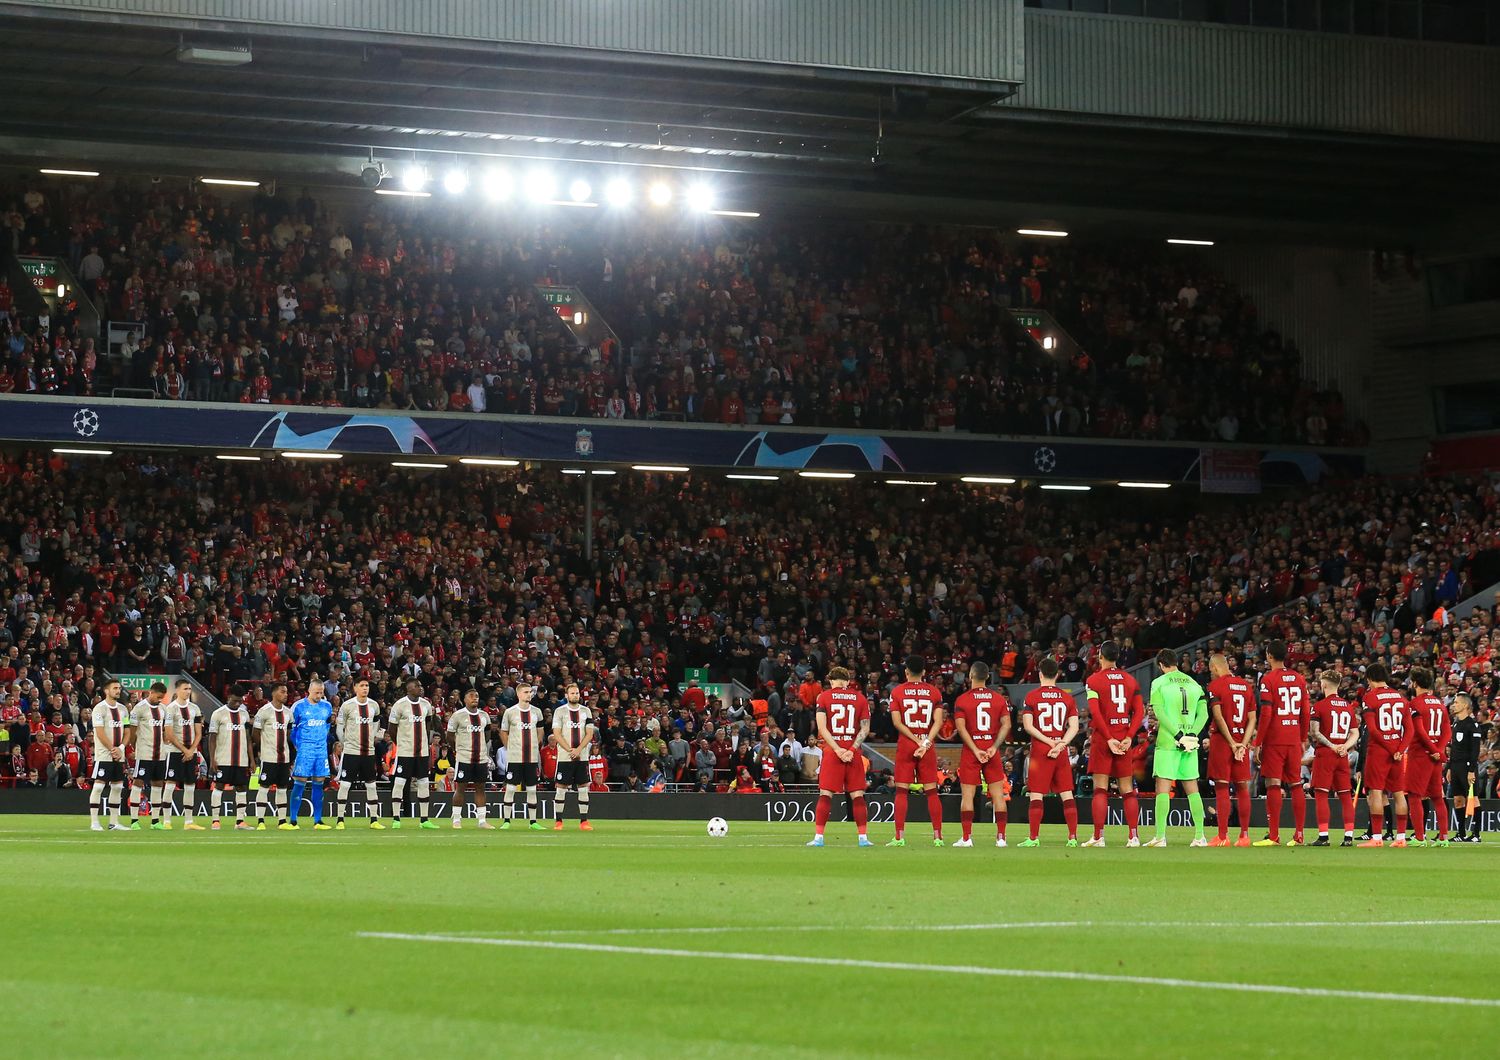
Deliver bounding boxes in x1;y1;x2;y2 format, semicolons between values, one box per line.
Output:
1146;649;1209;847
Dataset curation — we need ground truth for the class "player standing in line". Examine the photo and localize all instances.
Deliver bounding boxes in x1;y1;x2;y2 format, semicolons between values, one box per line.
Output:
1253;640;1310;847
887;655;946;847
387;679;437;829
288;679;334;830
1405;668;1452;846
500;682;547;830
1449;694;1481;842
952;662;1011;848
807;667;873;847
163;680;204;829
552;682;596;831
333;678;384;829
448;688;495;829
1145;649;1209;848
1205;653;1257;847
88;678;131;831
1083;641;1145;847
1308;672;1359;846
206;692;255;831
1019;659;1080;848
252;682;296;830
126;682;176;830
1358;663;1410;848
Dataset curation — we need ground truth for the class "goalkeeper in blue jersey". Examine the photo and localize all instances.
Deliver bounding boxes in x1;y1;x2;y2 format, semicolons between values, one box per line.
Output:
288;679;334;830
1145;649;1209;848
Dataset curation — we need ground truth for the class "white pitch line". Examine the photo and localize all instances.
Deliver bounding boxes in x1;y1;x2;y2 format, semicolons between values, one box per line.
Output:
357;931;1500;1008
516;918;1500;937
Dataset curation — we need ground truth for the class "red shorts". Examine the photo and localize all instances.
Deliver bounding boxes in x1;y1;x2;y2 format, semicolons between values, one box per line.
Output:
1027;749;1074;795
1363;746;1406;792
894;742;940;787
1402;754;1443;800
817;749;866;794
1258;742;1302;786
958;749;1007;789
1208;735;1252;783
1310;749;1352;792
1086;742;1134;779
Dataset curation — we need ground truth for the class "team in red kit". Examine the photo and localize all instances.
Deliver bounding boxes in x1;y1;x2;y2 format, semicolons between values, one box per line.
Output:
805;638;1464;850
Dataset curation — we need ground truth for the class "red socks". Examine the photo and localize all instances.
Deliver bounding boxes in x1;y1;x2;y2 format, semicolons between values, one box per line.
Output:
893;788;908;839
1215;786;1231;840
1315;791;1331;835
927;791;944;839
995;802;1007;840
1062;798;1078;840
1123;790;1138;838
1028;799;1043;840
1411;799;1426;842
1370;808;1383;836
1435;798;1448;841
1265;786;1284;841
814;794;832;835
1091;790;1108;841
1236;786;1252;837
1290;785;1306;839
961;809;974;842
1396;809;1408;836
851;795;868;836
1339;793;1355;833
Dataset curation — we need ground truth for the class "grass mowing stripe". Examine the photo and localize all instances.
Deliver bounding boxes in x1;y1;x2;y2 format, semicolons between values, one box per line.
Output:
358;931;1500;1008
517;917;1500;936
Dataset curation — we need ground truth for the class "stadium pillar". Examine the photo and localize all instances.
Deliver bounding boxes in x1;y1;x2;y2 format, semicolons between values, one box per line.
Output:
584;474;594;563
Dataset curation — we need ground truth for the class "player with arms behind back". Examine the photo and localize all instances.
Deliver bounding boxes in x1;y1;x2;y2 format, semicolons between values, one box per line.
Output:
1145;649;1209;848
1309;672;1359;846
953;662;1011;847
807;667;873;847
887;655;946;847
1253;640;1310;847
1206;653;1257;847
1358;663;1410;848
1083;641;1145;847
1405;668;1452;846
1019;659;1080;847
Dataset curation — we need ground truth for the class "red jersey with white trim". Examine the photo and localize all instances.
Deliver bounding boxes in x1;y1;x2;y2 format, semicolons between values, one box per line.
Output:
1407;693;1451;759
816;688;870;752
890;680;943;749
1310;696;1356;746
1207;676;1256;740
1021;686;1077;752
1256;668;1310;747
954;687;1009;747
1360;688;1409;753
1085;668;1144;740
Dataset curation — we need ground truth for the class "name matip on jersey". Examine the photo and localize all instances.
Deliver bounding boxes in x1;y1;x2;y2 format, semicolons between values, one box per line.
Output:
388;695;434;757
1257;668;1309;745
337;697;383;757
253;703;294;764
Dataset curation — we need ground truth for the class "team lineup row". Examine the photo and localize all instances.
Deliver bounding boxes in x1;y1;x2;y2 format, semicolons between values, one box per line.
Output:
82;675;599;832
803;644;1478;850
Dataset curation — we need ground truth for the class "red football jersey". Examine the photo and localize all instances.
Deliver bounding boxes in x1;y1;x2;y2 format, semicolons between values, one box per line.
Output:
1021;686;1077;750
1208;675;1256;739
1360;688;1409;753
889;681;943;742
1408;693;1451;758
1085;667;1144;740
1310;695;1356;746
816;688;870;751
1256;668;1310;746
954;687;1010;747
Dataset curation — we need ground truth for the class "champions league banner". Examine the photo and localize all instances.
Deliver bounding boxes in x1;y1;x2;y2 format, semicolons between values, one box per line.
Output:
1;395;1363;483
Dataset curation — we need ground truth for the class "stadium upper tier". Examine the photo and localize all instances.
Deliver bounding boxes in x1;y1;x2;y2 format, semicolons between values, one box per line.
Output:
0;450;1489;744
1;179;1361;446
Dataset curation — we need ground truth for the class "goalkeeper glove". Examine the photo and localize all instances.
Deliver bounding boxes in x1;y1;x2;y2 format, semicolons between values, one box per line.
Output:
1177;735;1200;753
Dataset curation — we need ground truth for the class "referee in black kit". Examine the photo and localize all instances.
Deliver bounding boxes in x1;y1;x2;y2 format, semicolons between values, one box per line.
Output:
1449;693;1482;842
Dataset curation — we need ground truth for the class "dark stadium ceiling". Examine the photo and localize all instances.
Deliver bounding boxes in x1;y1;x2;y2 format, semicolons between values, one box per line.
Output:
0;9;1496;247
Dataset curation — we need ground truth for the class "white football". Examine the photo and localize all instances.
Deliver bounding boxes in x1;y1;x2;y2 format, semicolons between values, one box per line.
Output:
707;816;729;838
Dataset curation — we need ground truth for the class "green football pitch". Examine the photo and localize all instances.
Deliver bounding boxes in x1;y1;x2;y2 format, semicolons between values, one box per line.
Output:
5;815;1497;1059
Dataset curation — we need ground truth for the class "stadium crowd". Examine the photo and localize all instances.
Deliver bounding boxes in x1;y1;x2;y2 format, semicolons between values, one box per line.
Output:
0;177;1361;444
0;448;1496;800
